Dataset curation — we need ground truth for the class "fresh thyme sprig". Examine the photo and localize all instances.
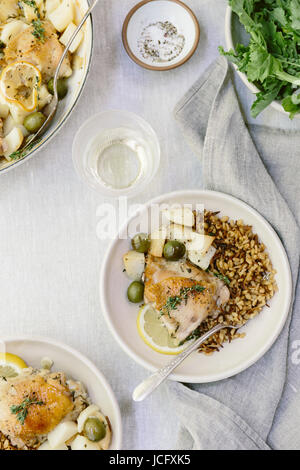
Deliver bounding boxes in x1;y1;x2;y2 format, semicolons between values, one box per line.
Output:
32;19;45;42
160;285;205;317
162;295;181;315
9;139;41;161
180;285;205;299
212;271;230;285
11;396;44;425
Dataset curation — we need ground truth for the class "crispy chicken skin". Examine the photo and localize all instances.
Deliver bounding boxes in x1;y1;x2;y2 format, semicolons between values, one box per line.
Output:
144;255;230;342
5;21;72;81
0;369;74;449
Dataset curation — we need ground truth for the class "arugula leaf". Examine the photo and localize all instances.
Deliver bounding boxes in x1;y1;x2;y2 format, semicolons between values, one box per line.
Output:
282;93;300;118
220;0;300;118
251;79;283;117
247;47;281;82
271;7;287;27
290;0;300;30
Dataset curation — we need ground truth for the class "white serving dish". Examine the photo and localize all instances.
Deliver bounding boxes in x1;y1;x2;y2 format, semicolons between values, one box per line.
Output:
122;0;200;71
100;190;292;383
0;0;94;174
225;6;288;117
0;335;122;449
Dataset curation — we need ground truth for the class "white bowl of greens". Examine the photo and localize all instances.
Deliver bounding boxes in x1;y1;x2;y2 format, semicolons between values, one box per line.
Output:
222;1;300;119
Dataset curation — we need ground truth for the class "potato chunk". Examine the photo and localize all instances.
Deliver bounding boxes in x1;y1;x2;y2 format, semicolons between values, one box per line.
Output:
149;227;167;257
60;21;83;53
163;207;195;227
48;0;74;32
123;251;145;280
47;421;78;449
3;127;24;160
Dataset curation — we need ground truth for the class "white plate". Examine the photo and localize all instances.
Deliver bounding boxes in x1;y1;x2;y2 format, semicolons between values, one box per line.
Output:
100;190;292;383
225;6;289;117
0;335;122;449
0;0;93;174
122;0;200;71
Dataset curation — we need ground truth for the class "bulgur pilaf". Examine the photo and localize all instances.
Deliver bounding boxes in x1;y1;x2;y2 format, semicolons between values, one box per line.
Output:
195;210;277;354
0;431;17;450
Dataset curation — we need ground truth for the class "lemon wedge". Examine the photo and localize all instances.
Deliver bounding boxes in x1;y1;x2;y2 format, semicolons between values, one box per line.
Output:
0;61;42;112
0;352;27;378
137;304;193;355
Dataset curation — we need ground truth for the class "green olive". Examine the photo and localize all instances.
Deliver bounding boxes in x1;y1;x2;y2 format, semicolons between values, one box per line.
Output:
131;233;150;253
23;112;46;133
127;281;144;303
47;78;68;99
163;241;186;261
83;417;106;442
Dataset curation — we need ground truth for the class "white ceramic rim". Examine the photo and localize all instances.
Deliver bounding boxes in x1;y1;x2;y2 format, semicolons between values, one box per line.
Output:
0;12;94;175
225;6;290;116
1;334;123;449
122;0;200;71
100;189;292;383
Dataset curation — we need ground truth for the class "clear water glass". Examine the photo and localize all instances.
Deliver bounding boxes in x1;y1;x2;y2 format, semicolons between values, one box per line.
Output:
72;110;160;197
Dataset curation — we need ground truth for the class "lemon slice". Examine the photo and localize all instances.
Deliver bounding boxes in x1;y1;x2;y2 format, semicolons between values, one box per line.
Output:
0;352;27;378
137;304;193;355
0;61;42;112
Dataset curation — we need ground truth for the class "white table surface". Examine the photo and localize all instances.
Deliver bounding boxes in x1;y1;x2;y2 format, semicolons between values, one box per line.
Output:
0;0;298;450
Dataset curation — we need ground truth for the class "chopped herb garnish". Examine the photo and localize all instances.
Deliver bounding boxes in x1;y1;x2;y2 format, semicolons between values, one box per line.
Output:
0;41;5;49
9;139;41;161
181;285;205;298
163;295;182;314
160;285;205;316
19;0;40;18
212;271;230;285
32;19;45;42
11;396;44;425
182;326;202;344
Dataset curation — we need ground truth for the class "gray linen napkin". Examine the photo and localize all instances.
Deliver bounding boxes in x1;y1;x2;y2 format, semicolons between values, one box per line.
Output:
164;56;300;450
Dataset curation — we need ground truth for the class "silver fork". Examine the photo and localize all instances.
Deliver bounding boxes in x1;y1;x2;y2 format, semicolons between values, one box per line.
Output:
24;0;100;150
132;323;242;402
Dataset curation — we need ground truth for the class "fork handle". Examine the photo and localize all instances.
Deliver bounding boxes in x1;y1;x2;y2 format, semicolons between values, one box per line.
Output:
132;323;226;402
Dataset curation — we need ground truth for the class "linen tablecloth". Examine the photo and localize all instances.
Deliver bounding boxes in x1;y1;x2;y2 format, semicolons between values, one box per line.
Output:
165;56;300;450
0;0;299;449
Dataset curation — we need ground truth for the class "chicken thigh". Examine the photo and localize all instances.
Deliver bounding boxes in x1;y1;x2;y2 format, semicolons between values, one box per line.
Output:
144;255;230;343
0;368;74;449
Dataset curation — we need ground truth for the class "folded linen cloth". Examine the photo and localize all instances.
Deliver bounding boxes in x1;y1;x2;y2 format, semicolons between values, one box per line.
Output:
164;56;300;450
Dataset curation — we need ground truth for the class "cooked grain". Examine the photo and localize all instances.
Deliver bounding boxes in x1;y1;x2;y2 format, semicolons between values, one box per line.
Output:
0;431;17;450
197;211;277;354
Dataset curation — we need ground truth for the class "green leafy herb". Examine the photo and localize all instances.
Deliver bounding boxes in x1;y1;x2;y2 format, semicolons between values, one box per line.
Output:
11;396;44;425
212;271;231;285
9;139;41;161
0;41;5;50
32;19;45;42
180;285;205;299
161;295;182;316
183;327;202;343
160;285;205;316
219;0;300;118
19;0;40;18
